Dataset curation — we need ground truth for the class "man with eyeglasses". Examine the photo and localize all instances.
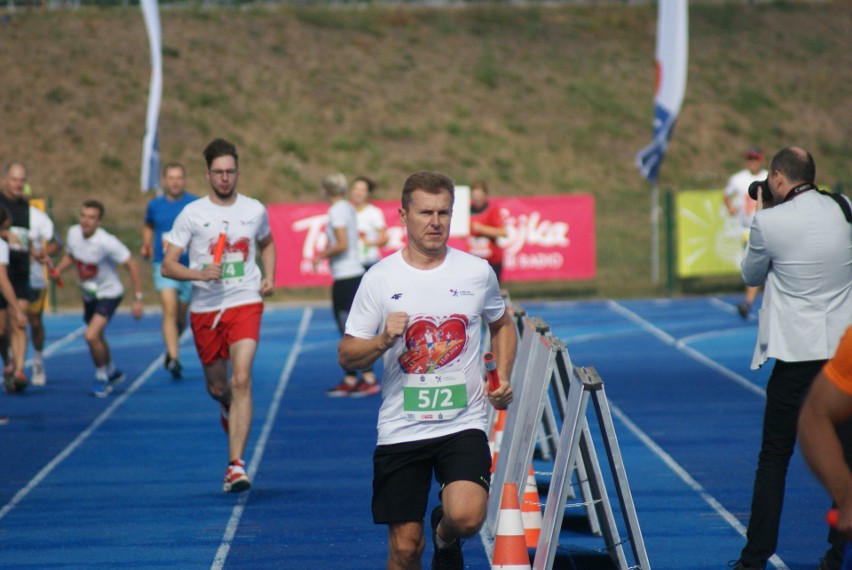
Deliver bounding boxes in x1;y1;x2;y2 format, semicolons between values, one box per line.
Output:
161;138;276;493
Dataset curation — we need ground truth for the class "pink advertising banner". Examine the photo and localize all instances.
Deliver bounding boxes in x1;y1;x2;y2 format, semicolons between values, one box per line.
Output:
267;194;595;287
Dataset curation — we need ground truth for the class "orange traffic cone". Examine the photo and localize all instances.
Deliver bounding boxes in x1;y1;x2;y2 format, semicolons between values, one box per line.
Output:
521;465;542;548
489;409;507;473
492;482;532;570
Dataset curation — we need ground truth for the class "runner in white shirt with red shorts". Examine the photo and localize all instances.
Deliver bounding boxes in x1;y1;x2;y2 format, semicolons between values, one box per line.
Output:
162;138;276;494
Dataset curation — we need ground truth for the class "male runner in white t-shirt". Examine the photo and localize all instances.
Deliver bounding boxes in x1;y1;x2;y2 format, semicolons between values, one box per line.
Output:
162;138;276;494
339;171;517;570
723;146;768;318
54;199;145;397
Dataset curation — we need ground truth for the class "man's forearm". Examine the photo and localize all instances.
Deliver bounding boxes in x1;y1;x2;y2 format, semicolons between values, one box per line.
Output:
339;334;392;371
489;314;518;384
260;240;276;280
161;258;201;281
142;225;154;249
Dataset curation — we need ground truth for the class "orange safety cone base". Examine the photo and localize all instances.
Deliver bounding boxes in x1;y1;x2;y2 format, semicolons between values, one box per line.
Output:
492;482;532;570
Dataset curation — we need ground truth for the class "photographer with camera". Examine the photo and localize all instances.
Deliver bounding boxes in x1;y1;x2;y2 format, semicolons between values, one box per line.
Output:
732;147;852;570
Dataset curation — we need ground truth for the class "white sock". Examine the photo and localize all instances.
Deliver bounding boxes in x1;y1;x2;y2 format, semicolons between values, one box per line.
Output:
95;365;108;381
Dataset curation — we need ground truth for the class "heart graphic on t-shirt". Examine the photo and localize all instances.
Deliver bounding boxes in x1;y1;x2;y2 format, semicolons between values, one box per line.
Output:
398;314;469;374
208;236;250;261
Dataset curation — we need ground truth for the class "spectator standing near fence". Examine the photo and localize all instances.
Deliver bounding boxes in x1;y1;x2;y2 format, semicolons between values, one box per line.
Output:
339;170;516;570
53;199;145;397
467;180;507;282
723;147;768;318
350;175;389;272
731;147;852;570
161;138;276;493
141;162;197;380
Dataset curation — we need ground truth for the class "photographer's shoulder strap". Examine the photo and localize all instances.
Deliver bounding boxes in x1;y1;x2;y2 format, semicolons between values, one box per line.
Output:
817;189;852;224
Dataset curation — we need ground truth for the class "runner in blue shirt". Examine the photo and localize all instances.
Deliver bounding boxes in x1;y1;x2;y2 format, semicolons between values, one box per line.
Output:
141;162;197;379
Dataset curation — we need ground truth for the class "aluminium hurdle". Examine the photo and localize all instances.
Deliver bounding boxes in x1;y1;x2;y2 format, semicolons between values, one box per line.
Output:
483;312;649;569
486;316;600;540
533;365;650;570
486;316;555;534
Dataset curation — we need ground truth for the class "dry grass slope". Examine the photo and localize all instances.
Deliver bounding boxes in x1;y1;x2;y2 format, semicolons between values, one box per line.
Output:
0;2;849;305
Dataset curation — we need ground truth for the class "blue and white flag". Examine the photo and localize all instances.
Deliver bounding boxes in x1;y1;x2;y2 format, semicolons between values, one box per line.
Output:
636;1;688;184
140;0;162;193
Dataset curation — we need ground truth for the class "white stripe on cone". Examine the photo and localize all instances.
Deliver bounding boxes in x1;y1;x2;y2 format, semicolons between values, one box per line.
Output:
521;465;542;548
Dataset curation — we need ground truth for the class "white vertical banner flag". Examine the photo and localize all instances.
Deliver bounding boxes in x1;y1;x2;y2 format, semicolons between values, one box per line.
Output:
140;0;162;193
635;0;689;184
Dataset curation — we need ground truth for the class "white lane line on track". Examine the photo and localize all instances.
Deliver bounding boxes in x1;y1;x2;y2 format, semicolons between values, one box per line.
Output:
608;403;788;570
0;354;164;522
607;300;766;399
210;306;313;570
607;300;788;570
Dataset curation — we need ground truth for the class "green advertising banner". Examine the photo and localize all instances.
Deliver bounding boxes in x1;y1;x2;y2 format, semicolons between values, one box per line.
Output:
676;189;745;277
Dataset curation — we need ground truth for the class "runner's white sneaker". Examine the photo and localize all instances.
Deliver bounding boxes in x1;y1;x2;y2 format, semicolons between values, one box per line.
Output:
31;362;46;387
223;459;251;493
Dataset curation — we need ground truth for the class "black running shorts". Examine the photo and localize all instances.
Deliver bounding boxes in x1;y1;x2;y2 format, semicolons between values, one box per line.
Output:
371;428;491;524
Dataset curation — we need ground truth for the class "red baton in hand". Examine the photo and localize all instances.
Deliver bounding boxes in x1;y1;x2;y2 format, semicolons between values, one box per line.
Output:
827;509;852;568
46;259;63;288
213;221;228;264
483;352;500;392
828;509;839;528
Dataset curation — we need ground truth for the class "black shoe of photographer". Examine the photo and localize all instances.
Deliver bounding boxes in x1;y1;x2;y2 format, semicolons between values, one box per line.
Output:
431;505;463;570
737;302;751;319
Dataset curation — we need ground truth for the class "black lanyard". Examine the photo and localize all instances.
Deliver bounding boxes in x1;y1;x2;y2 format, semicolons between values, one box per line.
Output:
782;183;816;203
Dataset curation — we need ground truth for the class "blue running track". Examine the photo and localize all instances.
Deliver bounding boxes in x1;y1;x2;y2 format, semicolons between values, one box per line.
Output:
0;296;834;569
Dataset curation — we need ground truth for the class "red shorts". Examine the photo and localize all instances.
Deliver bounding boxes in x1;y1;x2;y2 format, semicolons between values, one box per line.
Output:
190;302;263;366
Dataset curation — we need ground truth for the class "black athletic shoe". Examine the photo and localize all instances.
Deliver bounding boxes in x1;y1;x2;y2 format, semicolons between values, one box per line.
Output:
737;302;751;319
431;505;463;570
165;356;183;380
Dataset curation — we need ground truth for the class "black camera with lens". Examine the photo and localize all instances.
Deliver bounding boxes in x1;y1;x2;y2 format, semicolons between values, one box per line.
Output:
748;178;772;202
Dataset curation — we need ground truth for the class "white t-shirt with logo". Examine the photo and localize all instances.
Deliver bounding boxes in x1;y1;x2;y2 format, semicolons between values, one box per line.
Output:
165;194;271;313
355;203;387;266
326;200;364;281
65;225;131;300
345;247;506;445
28;207;56;290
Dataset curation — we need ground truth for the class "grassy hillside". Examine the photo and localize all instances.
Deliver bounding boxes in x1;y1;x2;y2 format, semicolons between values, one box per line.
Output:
0;1;849;306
